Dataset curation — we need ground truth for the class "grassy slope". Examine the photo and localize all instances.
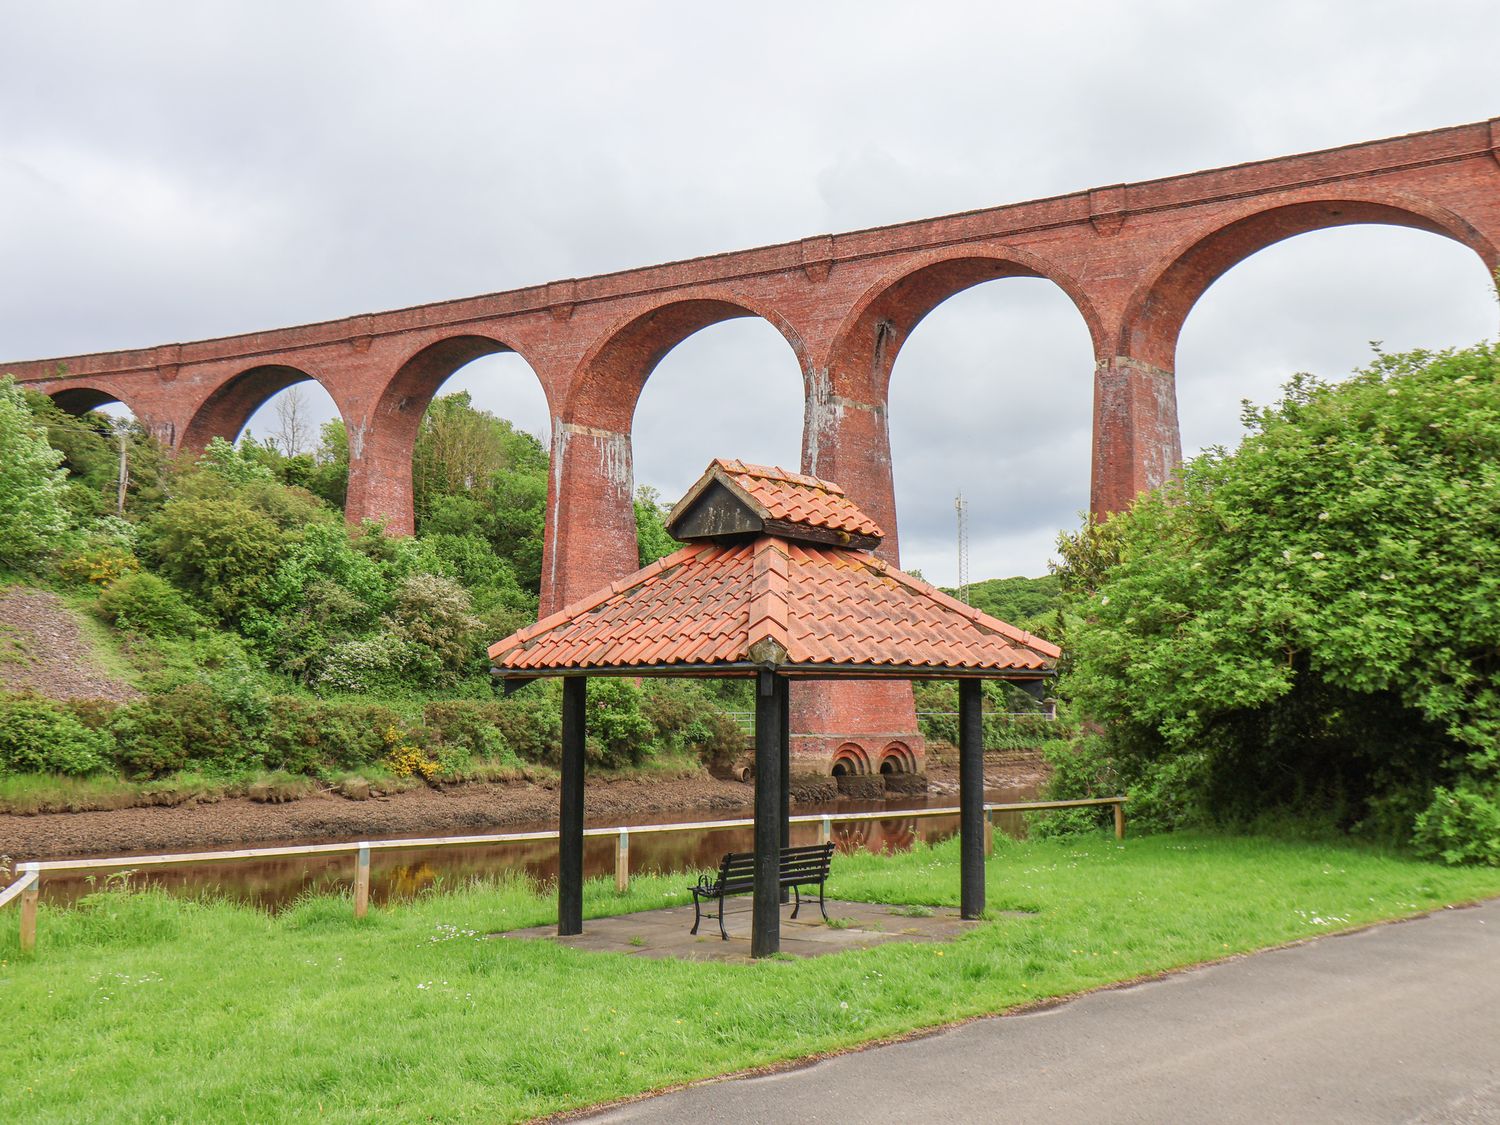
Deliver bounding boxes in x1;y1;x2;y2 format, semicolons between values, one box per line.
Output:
4;832;1500;1122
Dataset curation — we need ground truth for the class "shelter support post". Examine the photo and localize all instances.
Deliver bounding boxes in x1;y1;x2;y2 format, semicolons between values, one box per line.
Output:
753;670;784;958
779;674;791;904
559;677;587;936
959;678;985;920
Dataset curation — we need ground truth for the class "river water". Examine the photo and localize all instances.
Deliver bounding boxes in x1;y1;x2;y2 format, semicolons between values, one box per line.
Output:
36;778;1040;912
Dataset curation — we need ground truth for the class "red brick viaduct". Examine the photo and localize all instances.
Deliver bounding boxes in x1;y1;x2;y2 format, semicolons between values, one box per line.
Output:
11;118;1500;779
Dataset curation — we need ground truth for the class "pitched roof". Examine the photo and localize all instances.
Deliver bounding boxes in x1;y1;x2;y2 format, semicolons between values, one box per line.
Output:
666;459;884;543
489;536;1059;678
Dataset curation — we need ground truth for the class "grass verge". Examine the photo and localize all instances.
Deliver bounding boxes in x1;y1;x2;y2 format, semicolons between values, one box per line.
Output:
3;831;1499;1122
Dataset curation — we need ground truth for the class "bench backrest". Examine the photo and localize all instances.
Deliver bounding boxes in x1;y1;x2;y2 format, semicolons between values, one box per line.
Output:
715;843;833;896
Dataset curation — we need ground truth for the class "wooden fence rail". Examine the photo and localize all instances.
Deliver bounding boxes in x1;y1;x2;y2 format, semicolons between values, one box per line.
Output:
2;796;1124;954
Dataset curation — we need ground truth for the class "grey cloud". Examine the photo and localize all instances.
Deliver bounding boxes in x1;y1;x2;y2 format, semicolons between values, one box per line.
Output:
5;0;1498;587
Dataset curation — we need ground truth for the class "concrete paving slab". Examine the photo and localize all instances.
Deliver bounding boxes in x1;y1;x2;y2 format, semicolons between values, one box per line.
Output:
584;899;1500;1123
495;899;986;962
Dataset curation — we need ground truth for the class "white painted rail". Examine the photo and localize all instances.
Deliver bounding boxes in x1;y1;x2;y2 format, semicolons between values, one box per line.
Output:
2;797;1124;953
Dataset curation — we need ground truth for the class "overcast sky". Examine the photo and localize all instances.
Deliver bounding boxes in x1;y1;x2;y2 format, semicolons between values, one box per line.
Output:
4;2;1497;583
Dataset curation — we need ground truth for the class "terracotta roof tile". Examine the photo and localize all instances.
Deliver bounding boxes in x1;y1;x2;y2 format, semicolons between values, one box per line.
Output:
490;534;1056;677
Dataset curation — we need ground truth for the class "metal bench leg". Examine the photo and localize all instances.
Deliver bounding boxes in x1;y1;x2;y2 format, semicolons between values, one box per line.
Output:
718;890;729;940
691;893;702;936
790;883;802;920
818;880;829;922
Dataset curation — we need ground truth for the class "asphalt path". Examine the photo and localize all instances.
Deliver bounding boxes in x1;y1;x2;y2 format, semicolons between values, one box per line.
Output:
584;898;1500;1124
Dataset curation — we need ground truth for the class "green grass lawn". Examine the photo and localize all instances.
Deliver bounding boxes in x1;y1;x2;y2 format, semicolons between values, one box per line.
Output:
4;832;1499;1123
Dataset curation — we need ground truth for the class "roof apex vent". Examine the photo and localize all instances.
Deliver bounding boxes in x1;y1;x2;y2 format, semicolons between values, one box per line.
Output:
664;458;884;550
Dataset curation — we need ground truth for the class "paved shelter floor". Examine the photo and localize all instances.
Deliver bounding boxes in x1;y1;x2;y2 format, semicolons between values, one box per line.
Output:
496;898;987;961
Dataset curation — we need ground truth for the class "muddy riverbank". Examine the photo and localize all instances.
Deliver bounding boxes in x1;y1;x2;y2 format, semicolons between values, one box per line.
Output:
0;754;1047;863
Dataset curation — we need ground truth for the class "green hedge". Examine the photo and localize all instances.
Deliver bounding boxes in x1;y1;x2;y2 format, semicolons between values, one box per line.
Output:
0;676;747;783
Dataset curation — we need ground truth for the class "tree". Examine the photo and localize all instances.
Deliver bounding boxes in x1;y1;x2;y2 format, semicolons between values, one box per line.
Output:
634;485;679;567
308;418;350;510
272;385;316;457
0;377;70;569
1056;343;1500;854
411;393;552;593
413;392;512;518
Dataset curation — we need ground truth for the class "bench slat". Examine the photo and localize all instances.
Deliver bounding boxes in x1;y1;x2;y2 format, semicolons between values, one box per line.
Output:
700;843;833;897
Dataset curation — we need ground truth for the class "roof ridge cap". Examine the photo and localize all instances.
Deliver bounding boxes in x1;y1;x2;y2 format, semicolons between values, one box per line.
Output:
726;459;847;496
746;536;791;656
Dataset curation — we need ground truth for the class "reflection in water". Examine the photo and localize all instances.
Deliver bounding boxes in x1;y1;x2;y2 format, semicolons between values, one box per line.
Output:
39;784;1038;913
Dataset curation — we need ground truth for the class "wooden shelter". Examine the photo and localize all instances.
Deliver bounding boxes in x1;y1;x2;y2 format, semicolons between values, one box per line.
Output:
489;459;1059;957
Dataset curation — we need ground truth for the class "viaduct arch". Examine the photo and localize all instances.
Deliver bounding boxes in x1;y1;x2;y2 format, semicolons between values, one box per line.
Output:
11;118;1500;777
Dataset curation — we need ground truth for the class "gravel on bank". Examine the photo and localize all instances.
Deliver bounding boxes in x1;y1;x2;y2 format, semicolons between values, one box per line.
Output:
0;586;138;703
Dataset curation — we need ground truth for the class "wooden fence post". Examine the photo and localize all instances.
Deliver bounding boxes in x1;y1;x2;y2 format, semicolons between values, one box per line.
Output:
984;809;995;857
19;867;39;954
354;844;371;918
615;829;630;894
1114;801;1126;840
819;816;832;846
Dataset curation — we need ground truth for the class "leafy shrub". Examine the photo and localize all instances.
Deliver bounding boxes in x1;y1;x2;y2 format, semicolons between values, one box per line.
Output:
89;515;140;551
640;679;744;769
108;683;240;777
0;698;110;775
143;494;285;625
97;572;202;636
260;699;401;774
57;545;140;586
314;636;420;695
586;678;656;768
1413;783;1500;867
263;580;375;682
494;682;563;764
1032;732;1208;839
423;698;550;769
383;573;484;685
385;743;443;781
423;701;500;754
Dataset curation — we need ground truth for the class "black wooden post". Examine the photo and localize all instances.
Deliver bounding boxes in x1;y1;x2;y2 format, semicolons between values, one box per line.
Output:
559;676;587;936
778;674;791;904
958;677;985;920
752;669;784;957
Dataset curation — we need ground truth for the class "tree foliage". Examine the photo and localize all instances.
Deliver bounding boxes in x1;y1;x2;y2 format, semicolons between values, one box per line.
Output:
0;383;751;787
634;485;679;567
1056;343;1500;856
0;377;71;569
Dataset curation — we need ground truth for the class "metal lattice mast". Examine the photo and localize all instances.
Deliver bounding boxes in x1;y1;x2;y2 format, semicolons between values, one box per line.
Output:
955;492;970;605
